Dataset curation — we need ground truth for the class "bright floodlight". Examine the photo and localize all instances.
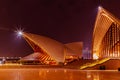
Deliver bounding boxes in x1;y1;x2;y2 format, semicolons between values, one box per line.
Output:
17;31;23;36
98;6;102;10
18;31;23;35
14;27;24;38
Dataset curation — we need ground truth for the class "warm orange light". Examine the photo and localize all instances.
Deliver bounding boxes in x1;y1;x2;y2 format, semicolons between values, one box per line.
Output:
69;56;73;59
93;54;98;60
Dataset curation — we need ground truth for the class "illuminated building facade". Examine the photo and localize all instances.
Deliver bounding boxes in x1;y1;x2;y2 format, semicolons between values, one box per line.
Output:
21;32;83;64
92;7;120;59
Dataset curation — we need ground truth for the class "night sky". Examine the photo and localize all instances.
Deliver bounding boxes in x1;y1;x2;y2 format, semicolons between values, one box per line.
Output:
0;0;119;57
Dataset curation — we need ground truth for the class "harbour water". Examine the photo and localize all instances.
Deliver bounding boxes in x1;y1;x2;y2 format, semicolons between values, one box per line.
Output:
0;68;120;80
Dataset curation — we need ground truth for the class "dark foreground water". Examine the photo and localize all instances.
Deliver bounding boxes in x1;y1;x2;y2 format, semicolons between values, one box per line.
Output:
0;68;120;80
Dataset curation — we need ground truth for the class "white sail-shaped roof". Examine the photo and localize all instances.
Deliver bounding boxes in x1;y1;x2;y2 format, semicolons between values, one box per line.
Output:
22;32;65;62
65;42;83;57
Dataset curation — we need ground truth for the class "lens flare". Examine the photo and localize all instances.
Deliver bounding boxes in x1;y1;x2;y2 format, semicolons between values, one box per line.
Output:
18;31;23;36
14;27;24;38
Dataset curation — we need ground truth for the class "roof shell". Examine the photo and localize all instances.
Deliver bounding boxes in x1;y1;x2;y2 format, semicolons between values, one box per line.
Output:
92;7;120;55
23;32;65;62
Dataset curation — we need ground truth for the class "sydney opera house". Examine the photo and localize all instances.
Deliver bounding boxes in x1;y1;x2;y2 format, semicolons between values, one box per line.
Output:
20;32;83;65
16;6;120;66
92;7;120;59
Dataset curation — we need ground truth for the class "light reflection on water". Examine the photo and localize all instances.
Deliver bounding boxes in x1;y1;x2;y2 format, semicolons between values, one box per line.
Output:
0;69;119;80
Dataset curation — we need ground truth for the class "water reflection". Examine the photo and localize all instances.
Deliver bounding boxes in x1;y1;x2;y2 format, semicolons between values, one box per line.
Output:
0;69;119;80
86;71;99;80
86;71;92;79
93;72;99;80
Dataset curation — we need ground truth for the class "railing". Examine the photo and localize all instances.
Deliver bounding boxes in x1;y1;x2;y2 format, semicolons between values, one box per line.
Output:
80;58;110;69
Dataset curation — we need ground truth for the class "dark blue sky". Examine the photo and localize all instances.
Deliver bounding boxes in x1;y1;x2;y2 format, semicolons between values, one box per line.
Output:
0;0;119;57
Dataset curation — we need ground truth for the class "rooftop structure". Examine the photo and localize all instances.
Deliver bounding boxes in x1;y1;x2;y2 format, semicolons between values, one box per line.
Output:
21;32;83;64
92;7;120;59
